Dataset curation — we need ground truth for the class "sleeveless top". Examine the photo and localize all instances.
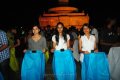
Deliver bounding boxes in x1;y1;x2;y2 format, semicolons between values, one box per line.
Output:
81;35;95;53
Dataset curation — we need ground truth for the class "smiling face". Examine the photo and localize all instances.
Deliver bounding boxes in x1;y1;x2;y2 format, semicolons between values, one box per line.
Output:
83;26;90;35
57;24;63;33
32;26;40;35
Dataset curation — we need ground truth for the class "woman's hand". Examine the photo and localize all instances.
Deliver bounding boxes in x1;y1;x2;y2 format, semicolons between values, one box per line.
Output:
42;48;46;53
69;48;74;51
94;49;98;52
84;51;89;54
23;49;27;53
50;48;55;53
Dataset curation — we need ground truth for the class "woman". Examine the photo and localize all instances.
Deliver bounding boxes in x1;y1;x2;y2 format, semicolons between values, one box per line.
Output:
79;23;110;80
7;28;19;72
79;23;98;54
52;22;76;80
21;25;46;80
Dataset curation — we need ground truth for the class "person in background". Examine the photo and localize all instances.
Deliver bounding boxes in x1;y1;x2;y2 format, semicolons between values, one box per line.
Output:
69;26;80;62
90;24;99;45
7;27;20;80
24;30;33;44
115;25;120;46
99;18;118;54
0;29;10;80
11;28;20;59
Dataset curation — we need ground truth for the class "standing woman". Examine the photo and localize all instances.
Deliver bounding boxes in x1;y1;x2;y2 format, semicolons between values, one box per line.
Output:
21;25;47;80
52;22;76;80
79;23;98;56
79;23;109;80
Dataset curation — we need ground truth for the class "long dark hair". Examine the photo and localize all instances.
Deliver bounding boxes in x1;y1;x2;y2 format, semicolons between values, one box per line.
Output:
55;22;67;45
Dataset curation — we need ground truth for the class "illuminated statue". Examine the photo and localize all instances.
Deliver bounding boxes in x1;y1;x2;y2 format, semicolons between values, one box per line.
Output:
58;0;69;5
59;0;69;3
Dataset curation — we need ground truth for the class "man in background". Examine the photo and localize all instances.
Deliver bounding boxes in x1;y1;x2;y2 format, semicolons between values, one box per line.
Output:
0;29;10;80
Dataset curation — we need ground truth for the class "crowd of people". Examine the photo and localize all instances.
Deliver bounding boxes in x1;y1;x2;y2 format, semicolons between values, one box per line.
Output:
0;17;120;80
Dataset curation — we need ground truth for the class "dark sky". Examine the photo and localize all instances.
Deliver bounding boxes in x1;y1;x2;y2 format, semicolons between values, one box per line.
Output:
0;0;120;29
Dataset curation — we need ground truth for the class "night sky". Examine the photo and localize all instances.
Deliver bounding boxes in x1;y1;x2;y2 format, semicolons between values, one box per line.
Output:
0;0;120;29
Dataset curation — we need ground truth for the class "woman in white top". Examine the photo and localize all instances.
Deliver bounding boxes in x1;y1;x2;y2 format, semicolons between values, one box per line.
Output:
79;24;110;80
52;22;76;80
79;23;98;54
79;24;98;80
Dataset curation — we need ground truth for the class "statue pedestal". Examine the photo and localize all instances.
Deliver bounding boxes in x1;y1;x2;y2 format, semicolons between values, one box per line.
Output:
39;6;89;29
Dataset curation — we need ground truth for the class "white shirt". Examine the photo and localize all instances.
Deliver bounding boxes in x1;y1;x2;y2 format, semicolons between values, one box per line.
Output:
52;34;70;50
81;35;95;53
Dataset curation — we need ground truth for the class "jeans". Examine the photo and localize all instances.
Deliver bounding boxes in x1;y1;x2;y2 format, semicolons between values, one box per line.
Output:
0;59;10;80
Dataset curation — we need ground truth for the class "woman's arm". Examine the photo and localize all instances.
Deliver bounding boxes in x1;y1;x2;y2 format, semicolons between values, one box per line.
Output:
23;37;29;53
51;35;56;53
42;37;47;53
67;39;70;49
51;41;56;53
53;42;56;49
67;34;73;50
79;38;84;53
94;37;98;52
